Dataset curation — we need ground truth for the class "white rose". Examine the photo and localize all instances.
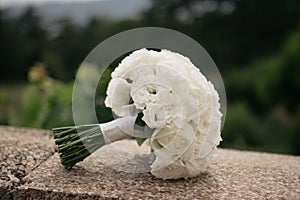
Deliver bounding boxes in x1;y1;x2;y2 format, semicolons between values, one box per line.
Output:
104;78;135;117
150;123;195;165
111;49;160;79
131;84;183;130
142;103;166;129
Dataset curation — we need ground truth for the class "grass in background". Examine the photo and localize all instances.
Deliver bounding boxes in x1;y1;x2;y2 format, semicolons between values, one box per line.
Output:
0;83;25;125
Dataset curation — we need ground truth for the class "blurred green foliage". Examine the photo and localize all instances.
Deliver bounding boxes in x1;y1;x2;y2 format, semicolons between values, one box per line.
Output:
222;29;300;154
1;0;300;155
9;64;73;129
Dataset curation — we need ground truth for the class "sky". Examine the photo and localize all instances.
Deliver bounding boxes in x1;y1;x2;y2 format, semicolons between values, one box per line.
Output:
1;0;104;8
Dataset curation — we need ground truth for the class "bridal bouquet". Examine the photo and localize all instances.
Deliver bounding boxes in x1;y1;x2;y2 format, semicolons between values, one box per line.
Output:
53;48;222;180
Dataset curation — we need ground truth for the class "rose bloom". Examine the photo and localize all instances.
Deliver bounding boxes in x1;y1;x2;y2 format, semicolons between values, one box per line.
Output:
105;49;222;179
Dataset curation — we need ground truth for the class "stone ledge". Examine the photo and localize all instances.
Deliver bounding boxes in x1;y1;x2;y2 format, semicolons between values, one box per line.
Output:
0;126;299;199
0;126;55;199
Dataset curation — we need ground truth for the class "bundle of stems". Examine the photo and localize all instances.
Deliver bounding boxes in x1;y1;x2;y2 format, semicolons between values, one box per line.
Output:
53;116;150;169
53;124;105;169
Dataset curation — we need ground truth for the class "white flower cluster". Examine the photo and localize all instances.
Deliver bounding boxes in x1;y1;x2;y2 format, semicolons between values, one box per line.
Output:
105;48;222;179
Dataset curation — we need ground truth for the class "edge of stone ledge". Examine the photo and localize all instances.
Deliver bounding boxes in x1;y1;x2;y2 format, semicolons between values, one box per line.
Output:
0;126;56;199
0;125;53;136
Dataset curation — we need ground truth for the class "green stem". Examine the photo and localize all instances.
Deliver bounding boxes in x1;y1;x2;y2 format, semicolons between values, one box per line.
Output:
52;124;105;169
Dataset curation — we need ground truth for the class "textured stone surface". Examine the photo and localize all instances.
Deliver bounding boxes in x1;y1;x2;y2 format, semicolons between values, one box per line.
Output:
1;126;299;199
18;143;300;199
0;126;55;198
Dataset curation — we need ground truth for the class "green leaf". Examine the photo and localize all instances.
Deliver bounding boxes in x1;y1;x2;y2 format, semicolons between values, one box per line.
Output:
135;112;146;126
136;137;147;146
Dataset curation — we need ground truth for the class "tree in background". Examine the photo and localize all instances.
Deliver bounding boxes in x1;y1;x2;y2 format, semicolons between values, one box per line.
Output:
143;0;300;71
0;7;46;82
222;28;300;154
1;0;300;155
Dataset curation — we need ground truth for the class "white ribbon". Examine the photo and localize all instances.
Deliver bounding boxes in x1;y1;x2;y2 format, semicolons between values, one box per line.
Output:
100;115;149;144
